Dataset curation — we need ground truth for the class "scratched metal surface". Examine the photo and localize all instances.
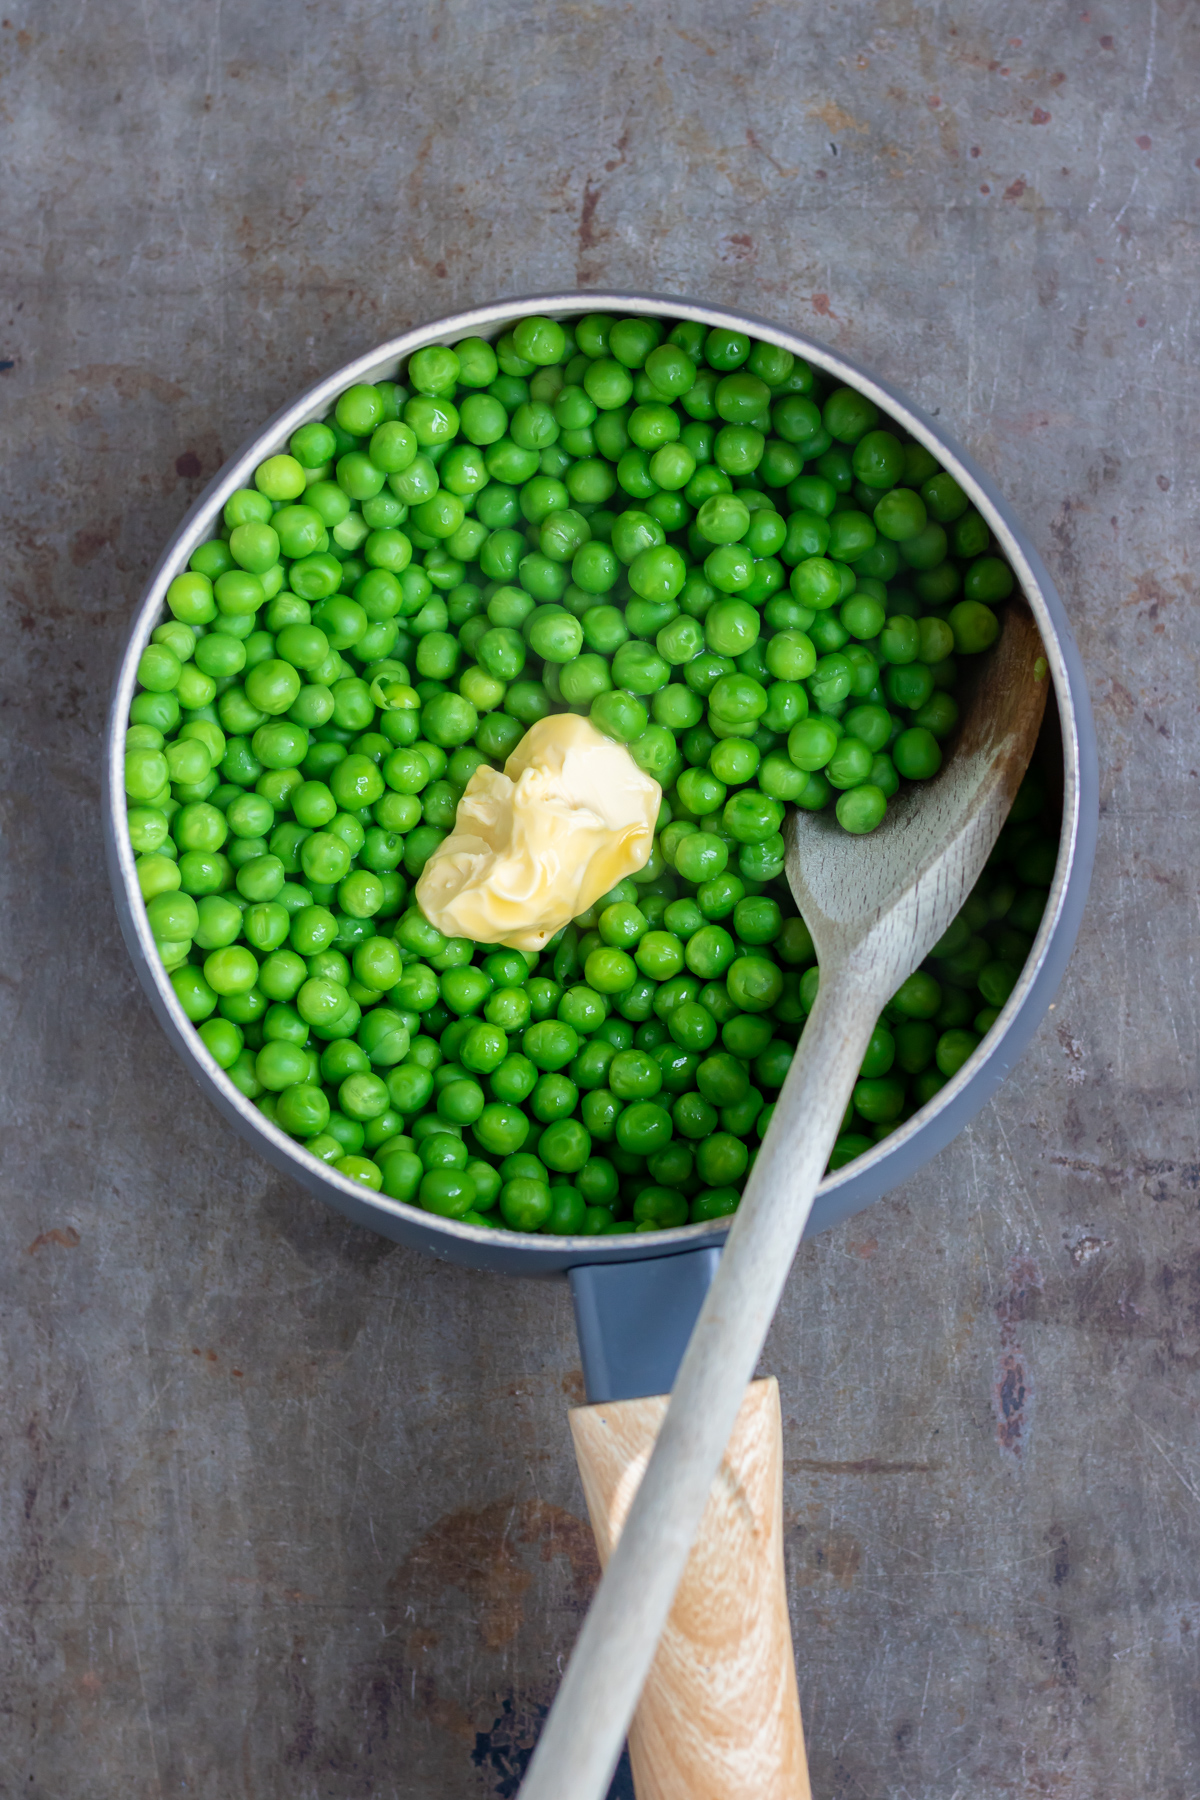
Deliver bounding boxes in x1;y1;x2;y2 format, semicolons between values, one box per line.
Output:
2;4;1197;1796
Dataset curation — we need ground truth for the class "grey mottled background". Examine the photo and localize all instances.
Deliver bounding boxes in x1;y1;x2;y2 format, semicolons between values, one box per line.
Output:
2;3;1198;1796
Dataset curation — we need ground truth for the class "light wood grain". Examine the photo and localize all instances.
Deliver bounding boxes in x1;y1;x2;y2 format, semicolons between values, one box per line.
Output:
521;602;1048;1800
571;1380;809;1800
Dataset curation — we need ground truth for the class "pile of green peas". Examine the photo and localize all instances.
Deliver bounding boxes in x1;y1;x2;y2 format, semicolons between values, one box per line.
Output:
123;310;1055;1236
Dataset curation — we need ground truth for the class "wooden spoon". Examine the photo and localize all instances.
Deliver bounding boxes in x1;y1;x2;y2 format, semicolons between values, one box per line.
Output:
520;599;1049;1800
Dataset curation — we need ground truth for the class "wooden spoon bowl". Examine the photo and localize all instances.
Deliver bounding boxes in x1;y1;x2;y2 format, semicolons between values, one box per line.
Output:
790;598;1048;980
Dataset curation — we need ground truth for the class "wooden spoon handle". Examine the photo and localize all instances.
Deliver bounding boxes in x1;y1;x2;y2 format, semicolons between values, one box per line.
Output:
570;1379;810;1800
520;971;880;1800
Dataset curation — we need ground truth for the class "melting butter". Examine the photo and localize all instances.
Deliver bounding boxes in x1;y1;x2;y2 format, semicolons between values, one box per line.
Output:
415;714;660;951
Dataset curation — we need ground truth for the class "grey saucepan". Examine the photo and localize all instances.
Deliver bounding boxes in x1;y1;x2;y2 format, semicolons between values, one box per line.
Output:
103;290;1097;1393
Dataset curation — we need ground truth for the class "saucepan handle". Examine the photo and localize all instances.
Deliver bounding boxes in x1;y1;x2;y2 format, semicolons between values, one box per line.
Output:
566;1254;809;1800
569;1246;721;1406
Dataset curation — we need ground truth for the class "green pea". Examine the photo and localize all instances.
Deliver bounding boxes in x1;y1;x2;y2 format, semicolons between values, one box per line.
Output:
634;931;684;981
602;317;658;371
125;745;171;802
884;972;941;1025
694;872;742;921
130;811;174;866
434;1076;484;1125
723;957;781;1014
535;1184;584;1235
867;483;924;542
845;430;901;491
948;599;1000;655
252;1038;309;1092
414;1167;473;1217
296;829;350;887
611;1099;668;1156
973;957;1017;1009
723;791;783;844
785;719;837;772
564;529;617;591
919;470;969;523
690;1052;745;1109
260;1002;306;1048
682;924;733;981
379;1059;431;1116
231;850;283;903
576;1086;620;1140
330;1153;381;1190
709;673;766;725
806;651;852;711
693;494;747;547
675;767;724;816
271;1082;330;1139
607;1048;662;1101
892;727;942;781
649;972;697;1018
690;1132;746;1188
818;386;875;447
239;902;289;954
581;687;643;748
876;616;917;668
165;962;215;1020
580;355;633;412
710;747;760;794
935;1028;980;1078
625;403;678;453
196;944;256;997
515;1018;575;1072
145;885;198;943
166;569;218;625
174;844;231;894
661;1087;713;1142
414;1128;466;1172
184;893;239;954
669;830;724;885
574;942;635;996
885;522;941;573
317;1102;363;1155
588;909;644;960
527;1074;576;1125
446;1016;506;1076
825;736;873;791
625;1186;684;1230
571;1032;617;1092
729;899;779;947
664;1000;716;1053
698;599;755;660
788;556;842;614
496;1176;548;1231
369;1145;421;1203
717;1077;763;1135
536;1119;589;1175
836;705;886;755
194;1013;243;1070
834;784;892;838
293;977;348;1030
824;508;874;563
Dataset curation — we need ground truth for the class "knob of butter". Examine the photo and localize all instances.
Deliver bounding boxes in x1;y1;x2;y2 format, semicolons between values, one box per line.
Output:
415;714;661;951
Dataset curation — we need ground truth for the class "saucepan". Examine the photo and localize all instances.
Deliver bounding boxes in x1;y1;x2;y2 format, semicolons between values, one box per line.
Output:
103;291;1097;1791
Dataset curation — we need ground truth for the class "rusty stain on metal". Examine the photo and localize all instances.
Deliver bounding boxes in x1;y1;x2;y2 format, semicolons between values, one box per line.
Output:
993;1251;1043;1459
